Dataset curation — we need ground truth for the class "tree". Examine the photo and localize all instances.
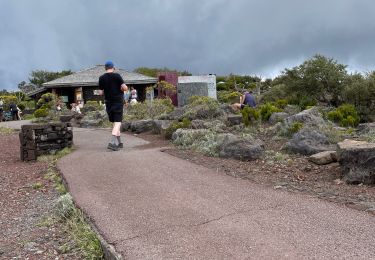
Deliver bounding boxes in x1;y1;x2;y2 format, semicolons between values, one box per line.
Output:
278;54;348;106
134;67;191;77
29;70;72;86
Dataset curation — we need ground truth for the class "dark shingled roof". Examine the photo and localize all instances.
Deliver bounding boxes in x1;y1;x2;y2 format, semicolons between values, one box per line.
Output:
43;65;157;87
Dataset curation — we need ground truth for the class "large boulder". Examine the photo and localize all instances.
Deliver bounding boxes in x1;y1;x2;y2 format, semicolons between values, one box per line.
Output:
283;105;301;115
308;151;337;165
219;134;264;160
337;139;375;185
283;107;325;127
59;115;74;123
357;123;375;134
121;121;132;132
152;120;173;135
227;114;243;126
284;128;334;155
269;112;289;124
164;107;186;121
131;120;154;134
80;111;106;128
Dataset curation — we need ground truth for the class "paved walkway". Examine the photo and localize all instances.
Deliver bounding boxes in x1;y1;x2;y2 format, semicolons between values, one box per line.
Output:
0;120;31;130
55;128;375;259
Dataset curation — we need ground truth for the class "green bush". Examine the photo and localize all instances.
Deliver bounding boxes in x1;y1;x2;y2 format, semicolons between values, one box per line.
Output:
17;103;26;110
0;95;17;110
274;99;288;109
327;104;359;127
165;118;191;139
184;96;221;119
36;93;56;109
288;122;304;134
217;91;241;103
188;96;218;106
259;103;282;121
172;129;221;156
260;84;288;103
34;108;49;118
81;100;101;113
126;98;174;120
241;106;260;126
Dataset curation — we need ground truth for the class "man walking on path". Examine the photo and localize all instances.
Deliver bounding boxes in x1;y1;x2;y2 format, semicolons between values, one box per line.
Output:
99;61;128;151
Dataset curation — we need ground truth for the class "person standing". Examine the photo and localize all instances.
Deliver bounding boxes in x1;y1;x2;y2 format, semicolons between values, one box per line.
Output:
99;61;128;151
0;99;3;122
9;102;19;120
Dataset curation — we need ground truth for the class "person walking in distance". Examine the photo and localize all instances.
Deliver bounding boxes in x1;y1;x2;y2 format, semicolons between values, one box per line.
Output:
99;61;128;151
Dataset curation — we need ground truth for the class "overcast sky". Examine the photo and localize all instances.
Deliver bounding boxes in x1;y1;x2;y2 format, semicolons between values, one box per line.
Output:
1;0;375;90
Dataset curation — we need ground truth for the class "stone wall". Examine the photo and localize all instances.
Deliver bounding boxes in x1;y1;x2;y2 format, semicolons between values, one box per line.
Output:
19;123;73;161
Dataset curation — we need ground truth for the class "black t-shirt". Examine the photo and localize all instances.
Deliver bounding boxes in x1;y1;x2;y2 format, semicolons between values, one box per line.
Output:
99;72;125;103
9;103;17;112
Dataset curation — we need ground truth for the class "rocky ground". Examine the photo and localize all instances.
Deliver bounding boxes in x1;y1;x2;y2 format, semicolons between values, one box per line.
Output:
137;132;375;215
0;132;82;260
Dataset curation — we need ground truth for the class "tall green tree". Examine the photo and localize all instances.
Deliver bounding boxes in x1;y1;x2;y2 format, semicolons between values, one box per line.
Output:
29;70;72;86
279;54;348;106
134;67;191;77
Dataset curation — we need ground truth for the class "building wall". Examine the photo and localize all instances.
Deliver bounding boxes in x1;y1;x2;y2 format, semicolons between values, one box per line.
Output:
177;75;217;107
157;72;178;106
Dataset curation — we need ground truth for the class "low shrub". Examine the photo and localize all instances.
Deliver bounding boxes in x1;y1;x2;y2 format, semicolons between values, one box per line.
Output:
241;106;260;126
327;104;360;127
0;95;17;110
184;96;221;119
260;84;288;103
33;108;49;118
36;93;56;109
17;103;26;110
217;91;241;103
274;99;288;109
259;102;282;121
173;129;222;156
165;118;191;139
127;98;174;120
288;122;303;134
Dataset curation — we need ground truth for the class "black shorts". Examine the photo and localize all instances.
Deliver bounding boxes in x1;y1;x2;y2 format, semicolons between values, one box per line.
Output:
105;102;123;122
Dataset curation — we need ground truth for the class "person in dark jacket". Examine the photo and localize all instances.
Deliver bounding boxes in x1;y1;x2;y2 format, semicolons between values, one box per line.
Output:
9;102;19;120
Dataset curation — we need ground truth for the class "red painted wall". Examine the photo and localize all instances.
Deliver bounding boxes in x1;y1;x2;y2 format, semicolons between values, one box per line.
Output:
157;72;178;106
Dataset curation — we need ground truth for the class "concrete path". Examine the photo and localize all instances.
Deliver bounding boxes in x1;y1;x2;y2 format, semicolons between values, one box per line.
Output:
0;120;32;130
57;128;375;260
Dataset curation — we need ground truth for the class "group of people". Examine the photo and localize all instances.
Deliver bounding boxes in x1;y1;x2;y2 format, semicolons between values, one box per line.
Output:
123;86;138;108
0;99;22;121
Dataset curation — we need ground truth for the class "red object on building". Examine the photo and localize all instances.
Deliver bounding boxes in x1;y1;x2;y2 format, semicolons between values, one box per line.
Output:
157;72;178;106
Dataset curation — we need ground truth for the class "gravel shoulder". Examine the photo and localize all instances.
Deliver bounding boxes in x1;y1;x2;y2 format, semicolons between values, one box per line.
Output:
0;132;81;259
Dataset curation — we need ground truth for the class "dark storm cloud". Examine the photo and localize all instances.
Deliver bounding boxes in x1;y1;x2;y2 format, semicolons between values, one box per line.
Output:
1;0;375;89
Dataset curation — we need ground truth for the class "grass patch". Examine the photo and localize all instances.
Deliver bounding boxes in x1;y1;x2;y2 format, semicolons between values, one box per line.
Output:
38;147;103;259
56;194;103;259
0;126;13;135
359;129;375;143
32;182;44;190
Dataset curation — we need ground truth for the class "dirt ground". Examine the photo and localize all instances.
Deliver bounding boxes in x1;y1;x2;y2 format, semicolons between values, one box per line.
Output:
0;132;81;260
136;132;375;215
